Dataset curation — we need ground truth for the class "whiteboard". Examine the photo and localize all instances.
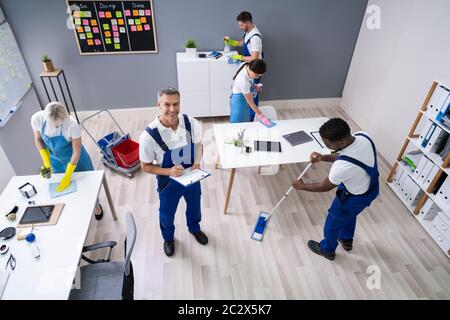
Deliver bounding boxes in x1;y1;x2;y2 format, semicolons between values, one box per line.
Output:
0;22;32;127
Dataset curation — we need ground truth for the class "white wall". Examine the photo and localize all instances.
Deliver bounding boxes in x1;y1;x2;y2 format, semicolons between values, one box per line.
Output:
342;0;450;164
0;144;15;191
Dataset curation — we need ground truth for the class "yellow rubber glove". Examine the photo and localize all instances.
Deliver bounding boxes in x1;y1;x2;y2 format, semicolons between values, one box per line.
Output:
224;38;240;47
39;149;52;178
232;54;243;61
56;162;76;192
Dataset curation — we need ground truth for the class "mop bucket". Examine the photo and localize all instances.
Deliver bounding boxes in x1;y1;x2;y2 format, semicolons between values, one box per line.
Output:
112;138;140;168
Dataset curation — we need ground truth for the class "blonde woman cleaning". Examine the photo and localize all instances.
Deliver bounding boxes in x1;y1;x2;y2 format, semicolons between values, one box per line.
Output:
31;102;103;220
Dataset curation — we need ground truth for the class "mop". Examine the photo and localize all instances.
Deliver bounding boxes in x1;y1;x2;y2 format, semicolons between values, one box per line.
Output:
251;163;313;241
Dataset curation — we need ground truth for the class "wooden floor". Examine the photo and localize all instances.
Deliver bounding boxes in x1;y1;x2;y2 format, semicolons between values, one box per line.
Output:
79;105;450;300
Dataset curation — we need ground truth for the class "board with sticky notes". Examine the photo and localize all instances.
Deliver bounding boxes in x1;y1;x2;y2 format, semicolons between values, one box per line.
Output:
0;22;33;127
67;0;157;54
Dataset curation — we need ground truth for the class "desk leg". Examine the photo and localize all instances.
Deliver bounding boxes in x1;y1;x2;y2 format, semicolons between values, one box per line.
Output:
223;168;236;214
102;174;118;221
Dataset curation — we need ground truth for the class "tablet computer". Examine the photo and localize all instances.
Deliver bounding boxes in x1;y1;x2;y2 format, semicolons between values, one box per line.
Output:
19;205;54;225
254;140;282;152
282;130;313;146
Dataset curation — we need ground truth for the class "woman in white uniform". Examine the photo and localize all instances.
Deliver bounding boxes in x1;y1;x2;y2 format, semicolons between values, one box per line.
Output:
31;102;103;220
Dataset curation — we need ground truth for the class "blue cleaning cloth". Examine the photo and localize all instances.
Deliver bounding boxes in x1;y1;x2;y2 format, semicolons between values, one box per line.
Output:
228;58;241;64
49;181;77;198
259;119;277;128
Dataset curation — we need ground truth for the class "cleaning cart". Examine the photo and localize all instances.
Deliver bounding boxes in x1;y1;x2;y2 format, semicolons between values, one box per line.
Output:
81;109;140;178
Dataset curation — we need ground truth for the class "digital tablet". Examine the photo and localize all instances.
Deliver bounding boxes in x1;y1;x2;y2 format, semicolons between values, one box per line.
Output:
254;140;282;152
282;130;313;146
19;205;54;225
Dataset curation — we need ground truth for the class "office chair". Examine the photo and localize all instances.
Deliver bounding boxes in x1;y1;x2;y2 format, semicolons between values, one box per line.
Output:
69;212;137;300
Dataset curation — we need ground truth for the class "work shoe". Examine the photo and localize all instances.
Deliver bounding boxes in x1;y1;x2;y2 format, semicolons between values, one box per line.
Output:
338;238;353;251
94;204;104;221
190;231;208;245
307;240;336;261
164;240;175;257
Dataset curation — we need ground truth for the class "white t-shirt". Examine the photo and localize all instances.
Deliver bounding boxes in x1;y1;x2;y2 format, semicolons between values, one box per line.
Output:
328;132;375;195
232;65;253;94
31;110;81;141
139;114;201;165
244;26;263;59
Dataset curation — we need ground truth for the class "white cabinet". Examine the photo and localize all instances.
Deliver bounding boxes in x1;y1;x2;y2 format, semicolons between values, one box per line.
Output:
176;52;240;117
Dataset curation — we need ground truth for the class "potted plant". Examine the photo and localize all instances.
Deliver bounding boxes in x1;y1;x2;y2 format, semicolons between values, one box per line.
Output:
42;54;55;72
185;39;197;57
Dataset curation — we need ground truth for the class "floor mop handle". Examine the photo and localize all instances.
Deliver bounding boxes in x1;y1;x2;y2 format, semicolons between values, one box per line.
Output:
266;163;312;219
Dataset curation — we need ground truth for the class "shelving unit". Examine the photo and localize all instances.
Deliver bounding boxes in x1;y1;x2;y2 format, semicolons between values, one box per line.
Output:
387;80;450;258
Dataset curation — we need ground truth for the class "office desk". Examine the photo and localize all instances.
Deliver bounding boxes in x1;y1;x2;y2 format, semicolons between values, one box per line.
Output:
176;51;240;117
213;117;330;214
0;170;116;300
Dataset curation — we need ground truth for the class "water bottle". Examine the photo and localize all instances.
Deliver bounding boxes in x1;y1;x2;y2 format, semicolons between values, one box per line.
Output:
224;43;230;53
25;233;40;259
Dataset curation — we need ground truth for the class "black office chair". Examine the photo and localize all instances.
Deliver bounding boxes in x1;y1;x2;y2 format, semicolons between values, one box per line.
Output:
69;212;137;300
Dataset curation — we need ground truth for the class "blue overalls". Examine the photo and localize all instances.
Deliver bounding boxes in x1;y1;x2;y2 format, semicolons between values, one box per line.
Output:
145;115;202;241
320;133;380;254
243;32;263;121
40;120;94;173
230;64;253;123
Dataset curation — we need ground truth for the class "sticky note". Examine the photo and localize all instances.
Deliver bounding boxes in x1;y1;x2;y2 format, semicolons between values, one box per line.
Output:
137;25;143;31
112;25;118;31
73;11;80;18
124;10;131;16
103;24;109;30
84;26;91;32
113;31;119;37
111;19;117;25
91;19;97;26
94;39;101;45
119;27;126;33
114;44;120;49
104;31;111;37
105;12;112;18
128;19;134;25
116;11;122;18
86;32;93;38
85;11;92;18
105;38;112;44
98;11;105;18
76;26;83;33
140;17;146;23
74;18;81;25
132;10;139;16
87;39;94;46
145;9;151;16
93;27;99;33
118;19;124;25
130;25;137;32
139;10;144;16
82;19;89;25
144;24;150;31
79;11;85;17
135;19;141;25
79;33;86;39
114;37;120;43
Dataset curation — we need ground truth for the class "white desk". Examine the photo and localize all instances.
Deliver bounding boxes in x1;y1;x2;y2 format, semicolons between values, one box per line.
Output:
176;51;240;117
0;170;117;300
213;117;331;213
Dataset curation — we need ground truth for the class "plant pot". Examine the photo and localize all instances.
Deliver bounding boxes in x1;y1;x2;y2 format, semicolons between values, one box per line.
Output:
185;47;197;58
43;60;55;72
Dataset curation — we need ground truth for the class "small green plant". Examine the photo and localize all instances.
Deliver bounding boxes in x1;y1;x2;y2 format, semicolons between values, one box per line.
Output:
185;39;197;48
41;54;51;62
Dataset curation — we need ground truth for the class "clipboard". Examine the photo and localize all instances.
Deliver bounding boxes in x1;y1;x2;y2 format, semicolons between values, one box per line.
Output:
170;168;211;187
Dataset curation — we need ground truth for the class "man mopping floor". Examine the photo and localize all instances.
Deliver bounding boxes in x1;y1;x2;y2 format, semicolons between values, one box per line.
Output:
292;118;380;261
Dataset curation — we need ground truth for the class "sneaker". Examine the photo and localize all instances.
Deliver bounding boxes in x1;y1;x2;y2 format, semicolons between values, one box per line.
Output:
164;240;175;257
307;240;336;261
190;231;208;245
338;238;353;251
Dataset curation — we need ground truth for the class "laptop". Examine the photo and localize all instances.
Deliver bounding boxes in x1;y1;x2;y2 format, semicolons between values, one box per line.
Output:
282;130;313;146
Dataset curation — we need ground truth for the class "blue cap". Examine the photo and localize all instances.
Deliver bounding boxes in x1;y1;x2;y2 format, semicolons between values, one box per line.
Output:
25;233;36;243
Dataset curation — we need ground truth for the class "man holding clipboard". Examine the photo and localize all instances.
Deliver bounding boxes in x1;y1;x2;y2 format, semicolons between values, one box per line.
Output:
139;88;208;257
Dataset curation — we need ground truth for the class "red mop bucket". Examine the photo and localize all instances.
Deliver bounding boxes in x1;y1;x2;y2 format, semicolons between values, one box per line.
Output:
112;139;140;168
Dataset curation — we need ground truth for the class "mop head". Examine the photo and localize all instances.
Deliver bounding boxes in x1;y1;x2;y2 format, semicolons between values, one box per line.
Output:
251;211;270;241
